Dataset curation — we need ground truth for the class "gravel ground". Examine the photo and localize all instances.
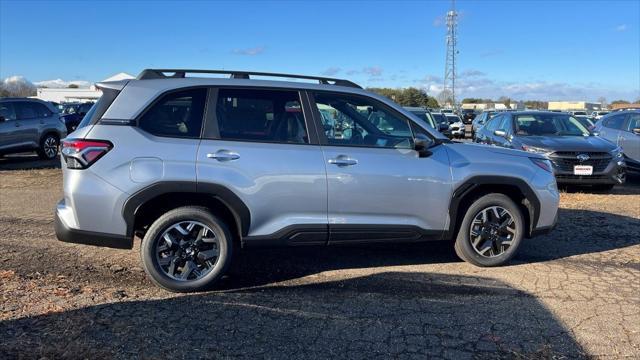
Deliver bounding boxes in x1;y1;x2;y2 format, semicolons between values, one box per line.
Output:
0;154;639;359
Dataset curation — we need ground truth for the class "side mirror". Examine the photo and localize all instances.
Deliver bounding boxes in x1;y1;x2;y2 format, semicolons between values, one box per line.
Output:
633;128;640;135
494;129;508;138
414;133;434;158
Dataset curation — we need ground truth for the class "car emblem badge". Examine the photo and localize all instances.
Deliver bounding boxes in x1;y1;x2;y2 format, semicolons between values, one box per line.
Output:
577;153;590;162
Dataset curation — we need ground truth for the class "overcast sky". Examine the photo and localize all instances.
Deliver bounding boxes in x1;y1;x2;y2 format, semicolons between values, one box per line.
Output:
1;0;638;101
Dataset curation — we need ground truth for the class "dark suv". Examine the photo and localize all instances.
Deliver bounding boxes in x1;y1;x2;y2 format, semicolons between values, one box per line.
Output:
461;109;477;124
475;111;625;190
0;98;67;159
60;102;94;133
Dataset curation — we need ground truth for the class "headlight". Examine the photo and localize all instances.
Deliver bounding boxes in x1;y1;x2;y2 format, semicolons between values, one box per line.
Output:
522;145;550;154
530;158;553;173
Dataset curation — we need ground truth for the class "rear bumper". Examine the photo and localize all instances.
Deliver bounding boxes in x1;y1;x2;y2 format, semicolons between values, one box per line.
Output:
55;202;132;249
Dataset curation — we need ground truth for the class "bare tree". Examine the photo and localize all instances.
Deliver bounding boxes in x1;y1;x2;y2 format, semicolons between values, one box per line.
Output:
0;76;37;97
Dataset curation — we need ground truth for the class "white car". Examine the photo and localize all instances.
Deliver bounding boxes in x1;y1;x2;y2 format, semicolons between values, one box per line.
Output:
591;111;610;120
446;114;465;138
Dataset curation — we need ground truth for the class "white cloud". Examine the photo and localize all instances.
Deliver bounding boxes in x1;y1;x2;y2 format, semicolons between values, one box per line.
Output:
362;66;383;77
34;78;91;88
615;24;628;32
321;67;341;76
232;46;266;56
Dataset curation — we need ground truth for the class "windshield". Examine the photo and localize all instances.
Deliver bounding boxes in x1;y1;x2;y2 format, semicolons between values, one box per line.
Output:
573;111;587;116
432;113;447;124
445;115;460;123
515;114;590;136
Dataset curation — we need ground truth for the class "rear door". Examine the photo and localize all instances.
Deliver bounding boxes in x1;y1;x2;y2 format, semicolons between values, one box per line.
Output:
197;88;328;244
620;113;640;162
309;91;452;242
12;101;40;147
0;102;20;150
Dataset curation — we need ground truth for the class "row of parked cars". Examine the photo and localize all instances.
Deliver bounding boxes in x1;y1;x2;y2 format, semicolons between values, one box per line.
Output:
0;98;93;159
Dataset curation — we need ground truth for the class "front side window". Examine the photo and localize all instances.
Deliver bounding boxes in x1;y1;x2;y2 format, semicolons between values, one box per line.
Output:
0;102;17;121
139;88;206;138
33;103;52;118
216;89;307;144
626;113;640;132
313;92;413;148
604;114;627;130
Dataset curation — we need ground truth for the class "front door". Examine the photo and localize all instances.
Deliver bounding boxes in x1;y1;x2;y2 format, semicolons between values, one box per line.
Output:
309;91;452;243
197;88;328;245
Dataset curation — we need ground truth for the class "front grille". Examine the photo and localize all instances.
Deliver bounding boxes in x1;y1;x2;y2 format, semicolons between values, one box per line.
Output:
555;174;610;180
549;152;612;172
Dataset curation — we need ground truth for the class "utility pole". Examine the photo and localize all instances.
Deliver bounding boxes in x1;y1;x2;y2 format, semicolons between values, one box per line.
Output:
443;0;458;108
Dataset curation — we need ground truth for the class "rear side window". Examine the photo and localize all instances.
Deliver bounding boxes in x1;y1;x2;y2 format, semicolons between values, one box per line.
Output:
15;102;39;119
216;89;308;144
34;103;52;117
626;113;640;132
139;88;206;138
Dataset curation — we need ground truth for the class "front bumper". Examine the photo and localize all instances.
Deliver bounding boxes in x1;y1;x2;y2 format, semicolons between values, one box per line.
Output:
55;200;133;249
551;157;626;185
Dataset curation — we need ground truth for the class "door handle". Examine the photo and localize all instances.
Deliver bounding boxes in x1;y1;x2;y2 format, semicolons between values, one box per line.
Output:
328;155;358;166
207;150;240;162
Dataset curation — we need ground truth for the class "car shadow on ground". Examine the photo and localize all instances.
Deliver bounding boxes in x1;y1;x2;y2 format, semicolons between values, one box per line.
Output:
0;271;586;359
0;153;60;170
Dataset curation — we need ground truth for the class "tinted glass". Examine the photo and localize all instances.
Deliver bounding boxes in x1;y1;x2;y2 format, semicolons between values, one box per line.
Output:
15;102;39;119
626;113;640;131
445;115;460;123
34;103;52;118
314;92;413;148
0;102;17;121
432;113;447;124
217;89;307;144
604;114;627;130
410;111;436;128
515;114;589;136
77;88;120;130
139;88;206;138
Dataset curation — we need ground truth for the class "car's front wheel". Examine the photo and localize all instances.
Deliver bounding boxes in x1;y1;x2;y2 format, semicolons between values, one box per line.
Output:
141;206;233;292
454;193;524;267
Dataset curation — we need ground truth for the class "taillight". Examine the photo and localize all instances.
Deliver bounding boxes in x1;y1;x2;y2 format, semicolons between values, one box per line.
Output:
61;139;112;169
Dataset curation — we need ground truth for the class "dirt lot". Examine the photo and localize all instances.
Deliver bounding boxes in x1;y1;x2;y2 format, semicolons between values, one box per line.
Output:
1;154;639;359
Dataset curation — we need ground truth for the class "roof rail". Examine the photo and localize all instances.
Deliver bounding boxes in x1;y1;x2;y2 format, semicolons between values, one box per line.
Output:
136;69;362;89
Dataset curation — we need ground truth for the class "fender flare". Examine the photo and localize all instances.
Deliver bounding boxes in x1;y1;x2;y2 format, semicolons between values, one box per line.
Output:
446;175;541;239
122;181;251;238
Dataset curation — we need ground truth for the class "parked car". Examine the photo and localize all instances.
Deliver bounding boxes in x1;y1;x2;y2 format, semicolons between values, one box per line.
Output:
404;107;448;132
430;112;451;136
593;110;640;174
0;98;67;159
591;111;610;120
446;114;465;138
55;69;559;292
475;111;625;190
471;110;496;139
461;108;477;124
60;102;95;133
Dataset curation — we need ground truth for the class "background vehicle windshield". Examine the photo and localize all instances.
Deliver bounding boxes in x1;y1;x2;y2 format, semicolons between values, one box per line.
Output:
445;114;461;123
515;114;590;136
409;111;437;129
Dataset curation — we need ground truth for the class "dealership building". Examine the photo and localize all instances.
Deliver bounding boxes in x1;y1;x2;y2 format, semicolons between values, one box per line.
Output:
547;101;602;112
35;72;134;103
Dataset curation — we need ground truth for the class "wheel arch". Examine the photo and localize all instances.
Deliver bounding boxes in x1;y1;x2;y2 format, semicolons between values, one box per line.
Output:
122;182;251;243
446;176;540;240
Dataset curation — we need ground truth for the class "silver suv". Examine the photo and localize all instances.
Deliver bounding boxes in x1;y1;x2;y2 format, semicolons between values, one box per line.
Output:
0;98;67;159
55;69;559;292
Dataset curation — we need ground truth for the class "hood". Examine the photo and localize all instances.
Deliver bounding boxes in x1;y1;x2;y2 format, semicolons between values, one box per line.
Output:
448;142;545;159
519;135;616;153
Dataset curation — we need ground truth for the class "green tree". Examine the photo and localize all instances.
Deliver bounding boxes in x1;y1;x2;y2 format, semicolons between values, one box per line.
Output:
367;87;439;108
610;100;630;105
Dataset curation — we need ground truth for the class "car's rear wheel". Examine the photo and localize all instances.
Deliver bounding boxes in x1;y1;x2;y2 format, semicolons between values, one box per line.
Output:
37;133;59;160
141;206;233;292
454;193;524;267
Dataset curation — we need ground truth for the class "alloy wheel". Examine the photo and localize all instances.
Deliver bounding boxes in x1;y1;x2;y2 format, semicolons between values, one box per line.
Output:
43;137;58;158
155;221;220;281
468;206;517;258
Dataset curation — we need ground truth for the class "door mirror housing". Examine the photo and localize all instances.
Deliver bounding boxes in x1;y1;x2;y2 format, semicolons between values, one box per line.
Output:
633;128;640;135
414;133;434;158
494;129;508;138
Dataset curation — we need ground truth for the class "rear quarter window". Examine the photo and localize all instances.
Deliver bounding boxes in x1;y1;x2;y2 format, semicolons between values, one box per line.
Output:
138;88;207;138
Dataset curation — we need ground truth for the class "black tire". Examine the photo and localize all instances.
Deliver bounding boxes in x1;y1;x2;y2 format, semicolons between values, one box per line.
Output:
141;206;233;292
37;133;59;160
454;193;524;267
